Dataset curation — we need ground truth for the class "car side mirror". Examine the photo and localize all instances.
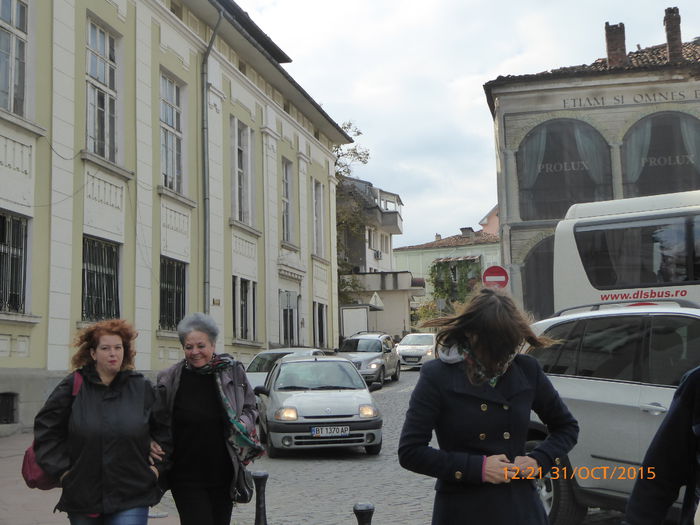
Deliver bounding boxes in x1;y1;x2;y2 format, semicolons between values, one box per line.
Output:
369;382;382;392
254;386;270;397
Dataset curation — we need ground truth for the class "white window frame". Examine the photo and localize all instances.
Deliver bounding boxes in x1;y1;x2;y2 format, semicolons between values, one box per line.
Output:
282;159;293;243
312;301;327;348
86;19;117;162
367;227;376;250
0;0;26;116
313;179;324;256
279;290;298;346
233;275;257;341
160;74;182;193
232;118;253;224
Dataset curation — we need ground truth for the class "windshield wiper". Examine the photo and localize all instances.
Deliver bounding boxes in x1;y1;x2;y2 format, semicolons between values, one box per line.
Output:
310;385;355;390
276;385;306;390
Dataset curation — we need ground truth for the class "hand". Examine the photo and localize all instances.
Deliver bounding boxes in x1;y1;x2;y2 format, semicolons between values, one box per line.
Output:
149;440;164;465
483;454;517;484
149;465;159;479
514;455;539;473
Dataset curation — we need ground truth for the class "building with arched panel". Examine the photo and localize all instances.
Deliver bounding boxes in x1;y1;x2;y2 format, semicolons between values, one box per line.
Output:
484;7;700;319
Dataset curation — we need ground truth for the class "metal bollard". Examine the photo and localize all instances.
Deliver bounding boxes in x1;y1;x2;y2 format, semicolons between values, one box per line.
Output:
353;502;374;525
252;471;269;525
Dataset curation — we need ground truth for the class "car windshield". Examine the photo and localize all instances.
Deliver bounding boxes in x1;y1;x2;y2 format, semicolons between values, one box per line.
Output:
339;339;382;353
274;361;366;390
400;334;434;345
247;352;291;373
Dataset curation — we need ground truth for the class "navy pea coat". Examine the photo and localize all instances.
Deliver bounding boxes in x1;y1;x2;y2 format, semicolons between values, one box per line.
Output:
624;366;700;525
398;354;579;525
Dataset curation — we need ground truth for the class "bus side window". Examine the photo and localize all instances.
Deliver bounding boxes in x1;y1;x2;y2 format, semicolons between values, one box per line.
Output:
530;321;580;376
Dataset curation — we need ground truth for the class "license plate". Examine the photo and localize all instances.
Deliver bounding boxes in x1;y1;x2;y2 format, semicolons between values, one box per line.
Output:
311;426;350;437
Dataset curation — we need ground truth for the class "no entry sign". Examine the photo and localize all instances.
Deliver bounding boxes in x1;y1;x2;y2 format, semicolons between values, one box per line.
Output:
482;265;509;289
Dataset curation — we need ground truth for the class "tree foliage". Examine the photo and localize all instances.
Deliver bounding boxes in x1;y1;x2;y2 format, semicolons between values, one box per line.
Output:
428;260;481;306
335;122;371;305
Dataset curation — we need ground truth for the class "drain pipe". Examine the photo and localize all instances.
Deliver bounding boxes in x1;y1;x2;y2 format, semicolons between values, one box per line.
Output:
201;8;223;314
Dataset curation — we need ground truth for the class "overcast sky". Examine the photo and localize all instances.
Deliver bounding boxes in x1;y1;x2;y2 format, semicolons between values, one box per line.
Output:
239;1;700;247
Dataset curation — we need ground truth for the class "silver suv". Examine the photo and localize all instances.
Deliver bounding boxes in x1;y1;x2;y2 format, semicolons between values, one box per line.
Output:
337;332;401;384
527;304;700;524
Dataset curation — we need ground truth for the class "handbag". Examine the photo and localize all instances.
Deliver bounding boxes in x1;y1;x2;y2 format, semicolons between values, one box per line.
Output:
232;462;254;504
22;372;83;490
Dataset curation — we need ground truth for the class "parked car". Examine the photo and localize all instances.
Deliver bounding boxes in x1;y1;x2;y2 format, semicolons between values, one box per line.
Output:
396;332;436;368
526;303;700;525
245;348;326;388
253;355;383;457
337;332;401;384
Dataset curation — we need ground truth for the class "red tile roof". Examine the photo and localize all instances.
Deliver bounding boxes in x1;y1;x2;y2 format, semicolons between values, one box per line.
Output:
484;38;700;115
395;231;499;251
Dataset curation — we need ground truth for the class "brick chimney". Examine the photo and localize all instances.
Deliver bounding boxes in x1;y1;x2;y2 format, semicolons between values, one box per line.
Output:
664;7;683;63
460;227;475;241
605;22;627;69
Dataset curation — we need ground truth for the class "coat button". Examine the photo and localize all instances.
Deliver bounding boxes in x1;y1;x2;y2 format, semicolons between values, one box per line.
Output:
503;432;511;439
480;403;488;412
454;471;463;480
479;433;486;440
503;404;509;410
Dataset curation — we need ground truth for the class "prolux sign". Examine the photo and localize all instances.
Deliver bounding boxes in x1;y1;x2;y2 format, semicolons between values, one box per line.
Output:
641;154;694;167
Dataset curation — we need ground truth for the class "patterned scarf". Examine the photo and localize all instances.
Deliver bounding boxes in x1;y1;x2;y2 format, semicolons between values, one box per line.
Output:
186;353;264;464
455;343;516;387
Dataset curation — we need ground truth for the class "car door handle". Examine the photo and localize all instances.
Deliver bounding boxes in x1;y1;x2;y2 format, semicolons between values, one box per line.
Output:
639;403;668;415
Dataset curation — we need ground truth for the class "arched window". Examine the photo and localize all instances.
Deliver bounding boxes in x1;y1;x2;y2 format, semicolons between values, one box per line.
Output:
517;119;612;220
622;112;700;197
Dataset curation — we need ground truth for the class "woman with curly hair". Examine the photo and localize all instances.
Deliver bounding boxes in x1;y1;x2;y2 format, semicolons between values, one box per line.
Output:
398;288;579;525
33;319;171;525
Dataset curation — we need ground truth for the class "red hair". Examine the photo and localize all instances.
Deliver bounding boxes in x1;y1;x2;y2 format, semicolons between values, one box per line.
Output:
71;319;138;370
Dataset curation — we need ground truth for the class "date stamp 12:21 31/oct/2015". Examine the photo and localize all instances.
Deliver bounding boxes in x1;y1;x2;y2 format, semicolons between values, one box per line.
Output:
504;466;656;481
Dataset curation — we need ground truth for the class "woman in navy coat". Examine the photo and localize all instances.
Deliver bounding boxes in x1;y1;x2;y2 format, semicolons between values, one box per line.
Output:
398;288;579;525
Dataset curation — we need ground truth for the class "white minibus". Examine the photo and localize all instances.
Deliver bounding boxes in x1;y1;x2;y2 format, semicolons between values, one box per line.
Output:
553;190;700;313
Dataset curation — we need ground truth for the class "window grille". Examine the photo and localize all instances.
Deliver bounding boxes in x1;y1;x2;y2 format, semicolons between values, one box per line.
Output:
159;256;186;330
82;236;119;321
0;210;27;313
0;392;17;424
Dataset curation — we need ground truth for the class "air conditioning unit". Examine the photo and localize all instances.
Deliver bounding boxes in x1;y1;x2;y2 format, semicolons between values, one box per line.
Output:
373;250;382;260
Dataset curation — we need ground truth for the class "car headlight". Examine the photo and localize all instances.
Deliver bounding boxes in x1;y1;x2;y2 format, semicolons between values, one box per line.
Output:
426;348;433;356
359;404;378;418
274;407;298;421
368;358;384;370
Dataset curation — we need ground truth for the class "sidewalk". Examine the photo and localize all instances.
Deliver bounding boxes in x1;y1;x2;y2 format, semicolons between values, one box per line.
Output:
0;431;179;525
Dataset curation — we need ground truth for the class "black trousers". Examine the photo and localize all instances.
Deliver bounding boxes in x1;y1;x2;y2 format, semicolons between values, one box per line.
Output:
171;484;233;525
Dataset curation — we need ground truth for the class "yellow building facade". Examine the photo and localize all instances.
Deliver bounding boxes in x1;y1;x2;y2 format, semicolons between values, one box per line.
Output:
0;0;349;431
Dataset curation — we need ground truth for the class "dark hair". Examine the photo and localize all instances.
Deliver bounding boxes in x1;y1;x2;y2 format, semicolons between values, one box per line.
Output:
422;288;549;379
71;319;137;371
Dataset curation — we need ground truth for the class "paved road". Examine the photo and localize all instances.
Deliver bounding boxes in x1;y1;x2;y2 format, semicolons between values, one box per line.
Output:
186;367;625;525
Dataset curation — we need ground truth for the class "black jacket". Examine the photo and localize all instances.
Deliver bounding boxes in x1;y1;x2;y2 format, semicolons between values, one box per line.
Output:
625;366;700;525
34;366;171;514
398;354;579;525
